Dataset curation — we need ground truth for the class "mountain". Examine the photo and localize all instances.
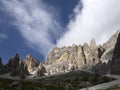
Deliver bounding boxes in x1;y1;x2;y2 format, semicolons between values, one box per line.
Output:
44;30;120;75
0;53;30;79
0;30;120;79
24;54;40;73
44;39;105;74
0;30;120;90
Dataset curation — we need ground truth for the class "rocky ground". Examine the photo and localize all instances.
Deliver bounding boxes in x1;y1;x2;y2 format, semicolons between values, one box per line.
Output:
0;70;115;90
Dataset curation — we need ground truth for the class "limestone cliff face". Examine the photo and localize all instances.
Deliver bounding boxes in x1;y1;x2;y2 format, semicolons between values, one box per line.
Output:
103;30;120;50
25;54;40;73
44;30;120;75
44;39;105;74
92;31;120;74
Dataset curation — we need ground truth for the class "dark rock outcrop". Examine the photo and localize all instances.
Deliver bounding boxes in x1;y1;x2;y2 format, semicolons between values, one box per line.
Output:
0;57;4;74
2;53;30;78
92;32;120;75
33;63;46;77
110;33;120;75
7;53;20;76
19;61;29;79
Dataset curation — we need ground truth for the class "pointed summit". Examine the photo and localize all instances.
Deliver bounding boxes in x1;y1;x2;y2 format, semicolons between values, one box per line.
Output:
13;53;20;61
103;30;120;50
25;54;40;73
90;38;96;50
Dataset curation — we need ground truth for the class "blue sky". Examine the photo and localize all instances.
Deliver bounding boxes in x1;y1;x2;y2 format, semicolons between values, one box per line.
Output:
1;0;120;64
0;0;79;63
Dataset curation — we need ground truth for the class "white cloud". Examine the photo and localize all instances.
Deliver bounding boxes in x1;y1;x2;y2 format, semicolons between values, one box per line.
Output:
1;0;63;56
0;33;8;42
57;0;120;47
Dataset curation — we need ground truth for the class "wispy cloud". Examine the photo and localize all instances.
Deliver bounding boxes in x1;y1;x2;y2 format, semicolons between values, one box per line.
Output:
57;0;120;47
1;0;63;56
0;32;8;42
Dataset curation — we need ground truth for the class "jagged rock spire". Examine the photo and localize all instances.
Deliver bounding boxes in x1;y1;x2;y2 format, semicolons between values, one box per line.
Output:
25;54;40;73
90;38;96;50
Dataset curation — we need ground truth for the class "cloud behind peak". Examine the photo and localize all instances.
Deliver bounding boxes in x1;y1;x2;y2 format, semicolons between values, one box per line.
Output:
57;0;120;47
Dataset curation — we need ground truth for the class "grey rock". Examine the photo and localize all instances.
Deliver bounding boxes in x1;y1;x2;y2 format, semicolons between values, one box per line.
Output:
103;30;120;50
44;39;104;73
25;54;40;73
19;61;30;79
7;53;20;76
110;33;120;75
34;63;46;77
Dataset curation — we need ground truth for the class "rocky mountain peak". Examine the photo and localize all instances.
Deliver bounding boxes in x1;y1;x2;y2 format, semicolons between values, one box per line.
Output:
44;40;103;74
103;30;120;50
26;54;32;60
90;38;96;50
25;54;40;73
13;53;20;61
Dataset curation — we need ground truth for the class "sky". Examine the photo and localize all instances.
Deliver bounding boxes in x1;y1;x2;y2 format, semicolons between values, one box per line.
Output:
0;0;120;64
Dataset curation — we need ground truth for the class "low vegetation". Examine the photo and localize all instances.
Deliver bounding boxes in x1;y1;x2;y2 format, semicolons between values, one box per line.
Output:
0;70;115;90
107;85;120;90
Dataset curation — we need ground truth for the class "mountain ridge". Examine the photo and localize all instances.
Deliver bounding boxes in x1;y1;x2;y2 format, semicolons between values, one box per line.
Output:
0;30;120;78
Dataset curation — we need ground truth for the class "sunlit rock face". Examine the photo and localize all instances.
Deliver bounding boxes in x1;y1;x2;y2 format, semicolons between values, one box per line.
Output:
44;30;120;75
0;31;120;78
25;54;40;73
44;39;105;74
103;30;120;50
